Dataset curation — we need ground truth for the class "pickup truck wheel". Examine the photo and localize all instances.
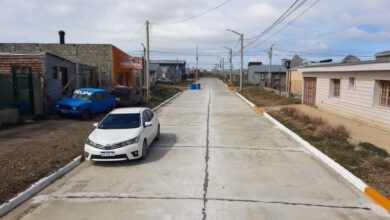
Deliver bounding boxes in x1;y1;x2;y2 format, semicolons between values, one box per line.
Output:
82;110;91;120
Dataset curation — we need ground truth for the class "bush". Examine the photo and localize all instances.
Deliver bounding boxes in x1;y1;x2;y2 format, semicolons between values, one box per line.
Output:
314;124;349;142
359;142;389;158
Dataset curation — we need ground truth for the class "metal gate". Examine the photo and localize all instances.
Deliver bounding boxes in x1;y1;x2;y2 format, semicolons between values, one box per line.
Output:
303;77;316;106
12;67;34;116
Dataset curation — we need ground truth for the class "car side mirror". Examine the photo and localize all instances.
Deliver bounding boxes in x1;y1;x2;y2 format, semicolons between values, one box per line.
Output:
144;121;152;127
93;122;98;127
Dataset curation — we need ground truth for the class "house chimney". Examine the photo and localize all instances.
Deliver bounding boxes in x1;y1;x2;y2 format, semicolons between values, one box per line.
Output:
59;30;65;44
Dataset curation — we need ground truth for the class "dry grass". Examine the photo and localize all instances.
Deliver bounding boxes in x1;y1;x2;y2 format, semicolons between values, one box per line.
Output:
241;86;300;107
269;107;390;197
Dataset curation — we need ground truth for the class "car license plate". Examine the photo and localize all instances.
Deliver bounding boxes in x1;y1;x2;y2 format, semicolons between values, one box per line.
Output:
115;97;120;101
61;109;67;113
101;152;115;157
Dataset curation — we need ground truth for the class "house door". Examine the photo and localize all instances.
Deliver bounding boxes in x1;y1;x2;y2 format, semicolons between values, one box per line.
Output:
304;77;316;106
60;67;68;93
12;67;34;116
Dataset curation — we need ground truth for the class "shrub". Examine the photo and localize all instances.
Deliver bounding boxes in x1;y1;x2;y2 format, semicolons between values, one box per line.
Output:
314;124;349;142
359;142;389;158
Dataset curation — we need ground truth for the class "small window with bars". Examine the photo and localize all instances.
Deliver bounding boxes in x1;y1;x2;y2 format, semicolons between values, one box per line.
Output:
331;79;340;97
379;80;390;107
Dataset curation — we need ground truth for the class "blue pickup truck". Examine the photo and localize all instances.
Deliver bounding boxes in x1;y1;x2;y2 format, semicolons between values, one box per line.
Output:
55;88;115;119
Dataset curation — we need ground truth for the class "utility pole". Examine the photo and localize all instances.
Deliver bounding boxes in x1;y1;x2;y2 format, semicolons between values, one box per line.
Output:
217;57;225;80
196;43;199;80
226;29;244;91
222;46;233;85
146;20;150;102
267;43;275;88
141;43;146;88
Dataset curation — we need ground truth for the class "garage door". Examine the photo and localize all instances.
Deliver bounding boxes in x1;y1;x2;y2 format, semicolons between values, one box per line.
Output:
304;77;316;106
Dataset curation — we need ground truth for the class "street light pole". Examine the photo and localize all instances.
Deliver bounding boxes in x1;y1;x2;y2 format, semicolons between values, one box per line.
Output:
146;20;150;102
222;46;233;85
226;29;244;91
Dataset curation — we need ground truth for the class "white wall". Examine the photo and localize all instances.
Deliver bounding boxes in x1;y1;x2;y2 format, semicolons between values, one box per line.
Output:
304;71;390;131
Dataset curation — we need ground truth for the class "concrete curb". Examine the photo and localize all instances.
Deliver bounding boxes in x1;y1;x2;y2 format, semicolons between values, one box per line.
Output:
0;156;82;217
234;91;390;213
152;91;183;111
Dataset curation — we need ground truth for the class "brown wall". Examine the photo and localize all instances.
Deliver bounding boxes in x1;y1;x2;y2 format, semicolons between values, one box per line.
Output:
0;54;44;76
112;46;135;87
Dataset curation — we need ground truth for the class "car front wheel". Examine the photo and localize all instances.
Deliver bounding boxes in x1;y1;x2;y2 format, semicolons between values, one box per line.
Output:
155;125;160;141
140;140;147;160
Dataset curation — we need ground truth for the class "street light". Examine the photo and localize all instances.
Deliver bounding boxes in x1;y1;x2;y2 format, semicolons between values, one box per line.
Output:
226;29;243;91
221;46;233;85
217;56;225;81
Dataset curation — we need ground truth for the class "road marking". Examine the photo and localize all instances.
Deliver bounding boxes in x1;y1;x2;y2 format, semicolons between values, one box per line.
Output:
365;187;390;213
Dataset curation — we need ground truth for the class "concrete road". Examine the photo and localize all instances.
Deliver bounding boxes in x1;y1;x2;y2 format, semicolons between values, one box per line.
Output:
6;78;388;220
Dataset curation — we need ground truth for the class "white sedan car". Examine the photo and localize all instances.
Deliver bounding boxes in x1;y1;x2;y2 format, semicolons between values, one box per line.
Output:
84;107;160;161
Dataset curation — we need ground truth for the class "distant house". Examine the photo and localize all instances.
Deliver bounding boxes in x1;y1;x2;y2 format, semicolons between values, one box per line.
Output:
0;52;96;121
341;55;361;63
287;55;334;96
0;31;137;89
150;60;186;81
300;52;390;131
247;61;287;90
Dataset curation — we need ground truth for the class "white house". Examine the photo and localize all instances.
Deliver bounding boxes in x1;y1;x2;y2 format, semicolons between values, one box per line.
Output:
299;52;390;131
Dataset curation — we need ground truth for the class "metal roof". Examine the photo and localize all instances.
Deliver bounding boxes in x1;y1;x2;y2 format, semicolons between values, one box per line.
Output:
249;64;287;72
150;60;186;64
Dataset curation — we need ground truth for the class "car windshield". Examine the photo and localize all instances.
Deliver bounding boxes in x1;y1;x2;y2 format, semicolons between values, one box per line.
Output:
98;113;141;129
72;90;92;100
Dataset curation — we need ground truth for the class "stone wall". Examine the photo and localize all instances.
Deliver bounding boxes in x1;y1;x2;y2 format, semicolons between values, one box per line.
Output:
0;43;114;87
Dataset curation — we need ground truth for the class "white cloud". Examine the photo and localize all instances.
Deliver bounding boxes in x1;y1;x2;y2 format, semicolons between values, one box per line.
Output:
0;0;390;68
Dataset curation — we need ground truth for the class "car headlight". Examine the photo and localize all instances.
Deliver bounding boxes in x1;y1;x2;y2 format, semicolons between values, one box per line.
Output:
114;136;140;148
85;138;100;148
72;106;79;111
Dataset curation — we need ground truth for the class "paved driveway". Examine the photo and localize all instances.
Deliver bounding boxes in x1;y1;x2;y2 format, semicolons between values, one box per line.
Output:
6;78;388;219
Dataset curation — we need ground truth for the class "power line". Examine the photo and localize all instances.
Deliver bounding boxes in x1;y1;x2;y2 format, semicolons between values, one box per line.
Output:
244;0;308;49
245;0;300;41
249;0;321;50
153;0;234;25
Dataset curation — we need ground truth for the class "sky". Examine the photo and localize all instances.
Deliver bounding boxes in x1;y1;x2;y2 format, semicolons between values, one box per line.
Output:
1;0;390;69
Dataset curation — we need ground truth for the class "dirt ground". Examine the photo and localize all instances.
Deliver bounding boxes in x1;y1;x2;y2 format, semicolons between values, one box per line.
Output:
0;114;103;204
292;104;390;153
0;85;182;205
269;107;390;198
240;85;300;107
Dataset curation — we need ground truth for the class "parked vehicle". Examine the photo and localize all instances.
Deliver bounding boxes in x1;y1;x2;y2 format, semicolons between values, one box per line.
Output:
156;77;173;84
111;86;143;107
55;88;115;119
84;107;160;161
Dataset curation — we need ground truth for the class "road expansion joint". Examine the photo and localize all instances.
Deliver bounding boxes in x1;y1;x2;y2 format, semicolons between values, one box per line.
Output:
202;79;211;220
208;198;371;211
209;146;304;153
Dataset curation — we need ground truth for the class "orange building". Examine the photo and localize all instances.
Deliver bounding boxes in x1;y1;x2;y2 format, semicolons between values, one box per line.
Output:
112;46;137;87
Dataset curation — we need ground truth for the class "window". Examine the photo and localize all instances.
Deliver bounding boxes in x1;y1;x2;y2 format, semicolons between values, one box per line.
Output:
52;67;58;79
349;77;355;90
146;110;154;121
142;111;148;123
95;92;109;100
379;80;390;107
330;79;340;97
